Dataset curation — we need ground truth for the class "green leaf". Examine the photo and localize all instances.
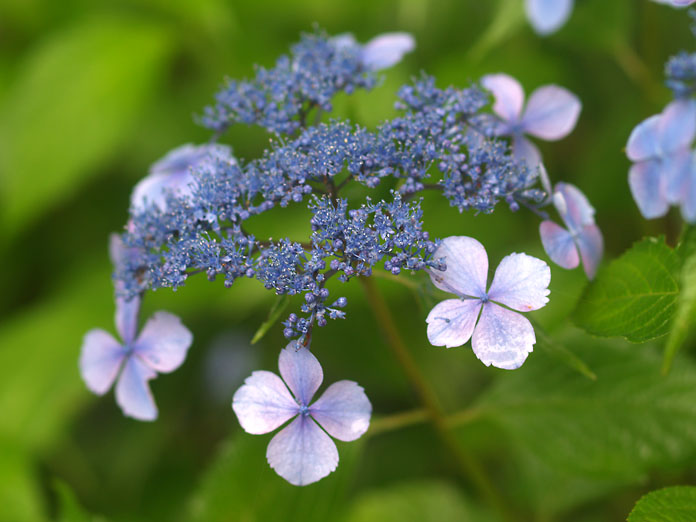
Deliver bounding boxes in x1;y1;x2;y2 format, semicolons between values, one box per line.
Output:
251;294;289;344
53;480;99;522
188;434;363;522
344;480;496;522
475;333;696;481
0;17;172;237
628;486;696;522
573;237;681;342
0;442;45;522
663;226;696;374
530;318;597;381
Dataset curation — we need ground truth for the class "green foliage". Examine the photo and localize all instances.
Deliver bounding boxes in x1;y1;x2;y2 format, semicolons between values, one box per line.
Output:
663;226;696;374
251;295;289;344
188;435;363;522
628;486;696;522
476;335;696;481
344;480;495;522
0;16;172;238
573;237;681;342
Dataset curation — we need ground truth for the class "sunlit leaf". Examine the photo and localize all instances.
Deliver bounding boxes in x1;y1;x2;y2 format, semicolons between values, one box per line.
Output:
628;486;696;522
573;237;680;342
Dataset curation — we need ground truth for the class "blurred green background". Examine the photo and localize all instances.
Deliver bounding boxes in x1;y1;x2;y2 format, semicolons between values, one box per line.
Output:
1;0;695;521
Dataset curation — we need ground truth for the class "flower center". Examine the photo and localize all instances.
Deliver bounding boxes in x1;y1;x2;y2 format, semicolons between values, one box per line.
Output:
298;404;310;417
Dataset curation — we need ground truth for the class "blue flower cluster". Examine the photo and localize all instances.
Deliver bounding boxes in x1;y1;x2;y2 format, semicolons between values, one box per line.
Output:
201;29;378;135
116;30;546;342
666;51;696;99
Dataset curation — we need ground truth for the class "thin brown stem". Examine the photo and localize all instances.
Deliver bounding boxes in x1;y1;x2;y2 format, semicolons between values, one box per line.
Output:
359;277;510;520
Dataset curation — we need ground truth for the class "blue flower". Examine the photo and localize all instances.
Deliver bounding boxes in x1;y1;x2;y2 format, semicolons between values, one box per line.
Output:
232;342;371;485
539;183;603;279
525;0;574;36
626;99;696;220
482;73;581;195
426;236;550;370
79;236;193;421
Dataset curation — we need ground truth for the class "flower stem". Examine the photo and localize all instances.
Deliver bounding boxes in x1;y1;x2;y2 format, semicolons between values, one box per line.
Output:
359;276;510;520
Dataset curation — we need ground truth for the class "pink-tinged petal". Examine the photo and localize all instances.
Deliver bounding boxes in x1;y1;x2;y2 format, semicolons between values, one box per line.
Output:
539;220;580;269
481;74;525;122
629;161;669;219
472;303;535;370
360;33;415;71
115;356;158;421
521;85;581;140
133;312;192;373
488;253;551;312
310;381;372;442
626;115;661;161
278;342;323;405
554;182;595;231
525;0;574;35
680;157;696;223
664;148;693;204
576;224;604;280
428;236;489;298
426;299;482;348
115;296;140;345
512;135;543;169
79;329;126;395
232;370;299;435
266;415;339;486
659;99;696;153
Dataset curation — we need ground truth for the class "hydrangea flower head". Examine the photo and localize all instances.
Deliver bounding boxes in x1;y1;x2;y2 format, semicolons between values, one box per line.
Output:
626;99;696;219
426;237;550;370
481;73;581;193
525;0;574;36
539;182;603;279
79;236;193;421
131;143;234;212
232;342;371;486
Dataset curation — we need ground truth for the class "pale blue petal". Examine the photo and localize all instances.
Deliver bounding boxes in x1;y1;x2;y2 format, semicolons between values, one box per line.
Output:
576;224;604;280
659;99;696;153
330;33;357;50
525;0;574;35
428;236;489;298
472;303;535;370
481;73;525;123
426;299;482;348
133;311;192;373
266;415;339;486
310;381;372;442
626;115;661;161
629;161;669;219
680;156;696;223
521;85;581;140
512;135;543;169
115;356;158;421
115;296;140;345
232;370;299;435
278;342;323;406
664;148;693;204
79;329;126;395
130;171;194;212
539;220;580;270
360;33;415;71
554;182;596;232
488;253;551;312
